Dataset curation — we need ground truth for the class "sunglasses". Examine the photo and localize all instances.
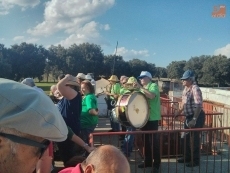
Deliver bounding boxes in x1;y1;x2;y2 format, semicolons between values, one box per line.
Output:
0;132;50;159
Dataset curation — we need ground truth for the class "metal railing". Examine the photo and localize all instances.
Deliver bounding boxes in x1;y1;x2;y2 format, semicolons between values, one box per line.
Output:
90;127;230;173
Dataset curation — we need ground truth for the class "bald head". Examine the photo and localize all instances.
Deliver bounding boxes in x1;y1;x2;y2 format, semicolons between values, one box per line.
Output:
82;145;130;173
50;85;57;94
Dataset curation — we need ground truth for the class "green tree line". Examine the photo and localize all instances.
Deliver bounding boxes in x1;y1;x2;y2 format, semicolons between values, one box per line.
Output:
0;42;229;86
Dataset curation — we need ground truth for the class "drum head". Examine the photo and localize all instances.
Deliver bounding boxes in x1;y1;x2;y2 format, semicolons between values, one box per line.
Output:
126;92;149;128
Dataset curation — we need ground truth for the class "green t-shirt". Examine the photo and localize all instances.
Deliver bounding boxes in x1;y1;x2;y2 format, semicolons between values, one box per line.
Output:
110;83;121;99
120;87;131;95
144;82;161;121
81;94;98;128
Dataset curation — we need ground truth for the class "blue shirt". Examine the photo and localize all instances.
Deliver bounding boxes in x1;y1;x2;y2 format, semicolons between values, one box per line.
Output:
57;94;82;135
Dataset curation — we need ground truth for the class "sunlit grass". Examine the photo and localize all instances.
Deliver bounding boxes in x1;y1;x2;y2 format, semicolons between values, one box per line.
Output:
35;82;57;95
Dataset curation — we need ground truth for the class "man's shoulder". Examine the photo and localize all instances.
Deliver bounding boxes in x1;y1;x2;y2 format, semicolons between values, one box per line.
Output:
148;82;159;89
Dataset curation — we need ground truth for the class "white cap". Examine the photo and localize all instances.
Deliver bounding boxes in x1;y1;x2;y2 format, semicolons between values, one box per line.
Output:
85;74;92;80
137;71;152;79
76;73;85;79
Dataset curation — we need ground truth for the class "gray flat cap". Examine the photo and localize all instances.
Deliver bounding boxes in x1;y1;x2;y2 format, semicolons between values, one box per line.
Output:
0;78;68;142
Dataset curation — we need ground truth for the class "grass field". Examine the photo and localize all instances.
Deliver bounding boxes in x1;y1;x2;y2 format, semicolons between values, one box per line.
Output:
35;82;57;94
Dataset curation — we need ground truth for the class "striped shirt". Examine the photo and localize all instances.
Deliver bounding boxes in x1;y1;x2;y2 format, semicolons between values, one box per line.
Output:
182;83;203;116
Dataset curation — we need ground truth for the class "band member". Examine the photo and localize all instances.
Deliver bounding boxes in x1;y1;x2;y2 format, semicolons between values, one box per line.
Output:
119;76;129;140
134;71;161;173
105;75;121;132
120;77;137;157
175;70;205;167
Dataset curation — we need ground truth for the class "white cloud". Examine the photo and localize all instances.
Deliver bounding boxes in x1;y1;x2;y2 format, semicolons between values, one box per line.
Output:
0;0;40;15
214;44;230;58
116;47;150;61
197;38;202;41
13;36;39;44
26;37;39;43
56;21;109;47
13;36;24;41
27;0;115;37
103;24;110;31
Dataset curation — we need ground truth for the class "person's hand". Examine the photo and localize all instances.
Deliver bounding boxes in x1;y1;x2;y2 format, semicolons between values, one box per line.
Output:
65;74;76;81
95;109;99;115
187;119;196;128
85;146;95;153
105;91;111;96
174;110;180;120
133;82;141;89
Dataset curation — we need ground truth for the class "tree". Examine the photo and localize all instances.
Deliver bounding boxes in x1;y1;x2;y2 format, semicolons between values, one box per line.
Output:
154;67;167;78
78;43;104;78
8;42;47;81
128;59;156;78
167;60;186;79
184;55;209;82
0;44;12;78
201;55;230;86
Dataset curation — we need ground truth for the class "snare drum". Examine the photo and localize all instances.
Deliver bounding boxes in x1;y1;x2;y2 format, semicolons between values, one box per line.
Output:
115;92;149;128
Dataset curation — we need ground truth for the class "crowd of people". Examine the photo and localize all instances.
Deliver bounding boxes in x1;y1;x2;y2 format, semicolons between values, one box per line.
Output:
0;69;205;173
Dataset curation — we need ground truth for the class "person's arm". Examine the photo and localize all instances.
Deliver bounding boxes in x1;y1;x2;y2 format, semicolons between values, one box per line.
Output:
85;95;98;116
67;127;95;153
57;74;78;100
187;86;203;127
140;87;156;99
111;83;120;99
71;134;95;153
135;82;156;99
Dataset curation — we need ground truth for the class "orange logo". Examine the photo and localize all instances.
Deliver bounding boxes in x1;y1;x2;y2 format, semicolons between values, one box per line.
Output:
212;5;226;18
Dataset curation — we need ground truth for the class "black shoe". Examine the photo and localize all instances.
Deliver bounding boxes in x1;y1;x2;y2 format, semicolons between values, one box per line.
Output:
138;162;153;168
186;161;199;167
177;157;190;163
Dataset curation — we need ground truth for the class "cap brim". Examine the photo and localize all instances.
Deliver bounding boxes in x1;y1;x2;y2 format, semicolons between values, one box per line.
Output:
137;75;147;79
180;76;189;80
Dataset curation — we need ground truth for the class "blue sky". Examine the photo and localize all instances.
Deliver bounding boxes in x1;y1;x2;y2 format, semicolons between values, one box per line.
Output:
0;0;229;67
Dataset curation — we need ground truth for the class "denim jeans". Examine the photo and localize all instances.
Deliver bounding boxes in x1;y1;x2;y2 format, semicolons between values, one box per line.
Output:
121;126;135;157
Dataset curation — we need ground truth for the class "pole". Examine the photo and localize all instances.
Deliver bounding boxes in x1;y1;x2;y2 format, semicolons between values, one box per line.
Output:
112;41;118;75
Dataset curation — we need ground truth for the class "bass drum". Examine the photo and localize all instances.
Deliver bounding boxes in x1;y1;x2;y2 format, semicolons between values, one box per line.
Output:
115;92;149;129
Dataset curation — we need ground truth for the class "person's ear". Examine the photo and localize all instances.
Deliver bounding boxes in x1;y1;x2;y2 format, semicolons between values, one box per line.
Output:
84;164;94;173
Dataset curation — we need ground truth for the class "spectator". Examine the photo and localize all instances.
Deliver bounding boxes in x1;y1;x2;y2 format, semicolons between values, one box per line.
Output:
76;73;86;85
58;145;130;173
21;78;43;93
56;74;82;166
85;74;96;92
0;78;67;173
80;80;98;145
175;70;205;167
